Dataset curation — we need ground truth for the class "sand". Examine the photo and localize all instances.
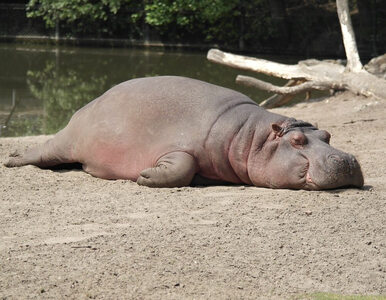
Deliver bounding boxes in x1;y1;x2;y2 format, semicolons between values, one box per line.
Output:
1;92;385;299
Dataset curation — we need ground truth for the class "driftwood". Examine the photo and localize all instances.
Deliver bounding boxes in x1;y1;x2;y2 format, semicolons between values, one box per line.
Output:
257;79;311;108
207;0;386;108
365;53;386;79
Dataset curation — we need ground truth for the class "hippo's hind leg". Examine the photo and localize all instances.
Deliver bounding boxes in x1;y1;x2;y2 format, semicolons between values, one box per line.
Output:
5;132;74;168
137;152;197;188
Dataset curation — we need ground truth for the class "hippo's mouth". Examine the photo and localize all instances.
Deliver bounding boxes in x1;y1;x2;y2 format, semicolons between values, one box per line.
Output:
302;156;321;190
305;171;320;190
298;154;320;190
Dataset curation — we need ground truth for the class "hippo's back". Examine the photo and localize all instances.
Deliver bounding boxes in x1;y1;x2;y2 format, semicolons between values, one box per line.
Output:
100;76;256;125
69;76;258;179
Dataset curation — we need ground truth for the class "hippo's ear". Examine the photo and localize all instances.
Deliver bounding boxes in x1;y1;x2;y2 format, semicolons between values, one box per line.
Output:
271;123;283;135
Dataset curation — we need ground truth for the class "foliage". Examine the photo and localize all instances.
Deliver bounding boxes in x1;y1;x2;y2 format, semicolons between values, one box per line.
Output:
25;0;375;52
143;0;272;44
144;0;238;28
25;0;270;44
144;0;239;42
26;0;127;28
26;0;144;38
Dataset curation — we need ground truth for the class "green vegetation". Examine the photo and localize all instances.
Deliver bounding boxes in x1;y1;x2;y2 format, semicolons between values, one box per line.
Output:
144;0;240;41
24;0;343;51
17;1;385;55
26;0;254;44
27;0;125;28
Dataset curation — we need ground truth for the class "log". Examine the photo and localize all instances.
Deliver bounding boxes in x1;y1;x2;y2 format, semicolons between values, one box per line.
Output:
206;0;386;104
258;80;303;108
208;49;386;101
207;49;317;80
365;53;386;79
236;76;334;95
207;49;345;82
236;76;340;108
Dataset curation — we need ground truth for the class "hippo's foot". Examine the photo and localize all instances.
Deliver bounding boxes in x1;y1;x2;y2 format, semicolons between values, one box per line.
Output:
4;140;73;168
4;150;26;167
137;151;197;188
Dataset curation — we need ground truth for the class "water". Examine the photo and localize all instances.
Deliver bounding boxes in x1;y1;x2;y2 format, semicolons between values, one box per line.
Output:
0;43;292;137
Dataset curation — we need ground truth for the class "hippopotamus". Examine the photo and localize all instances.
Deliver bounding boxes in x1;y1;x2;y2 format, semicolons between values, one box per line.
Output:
5;76;364;190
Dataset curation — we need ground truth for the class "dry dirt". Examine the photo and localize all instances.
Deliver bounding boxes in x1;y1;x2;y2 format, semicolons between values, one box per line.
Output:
1;92;385;299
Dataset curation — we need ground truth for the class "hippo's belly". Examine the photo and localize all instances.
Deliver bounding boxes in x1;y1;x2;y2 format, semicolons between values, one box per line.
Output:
81;141;148;180
78;132;190;180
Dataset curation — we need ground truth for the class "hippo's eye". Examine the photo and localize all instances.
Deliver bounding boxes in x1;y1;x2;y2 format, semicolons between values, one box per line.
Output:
290;132;307;149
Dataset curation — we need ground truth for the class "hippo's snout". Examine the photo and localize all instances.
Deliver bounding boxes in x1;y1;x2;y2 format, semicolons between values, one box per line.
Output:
321;153;364;188
307;150;364;190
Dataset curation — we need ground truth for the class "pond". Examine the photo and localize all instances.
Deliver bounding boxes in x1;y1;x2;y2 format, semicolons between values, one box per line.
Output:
0;43;293;137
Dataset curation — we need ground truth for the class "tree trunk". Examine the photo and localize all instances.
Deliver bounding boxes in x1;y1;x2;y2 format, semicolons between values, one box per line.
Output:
336;0;363;72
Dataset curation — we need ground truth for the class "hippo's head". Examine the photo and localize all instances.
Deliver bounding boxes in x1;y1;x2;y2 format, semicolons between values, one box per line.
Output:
248;120;364;190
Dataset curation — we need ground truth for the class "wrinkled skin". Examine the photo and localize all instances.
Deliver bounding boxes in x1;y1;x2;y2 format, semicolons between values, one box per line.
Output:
253;123;364;190
4;76;364;190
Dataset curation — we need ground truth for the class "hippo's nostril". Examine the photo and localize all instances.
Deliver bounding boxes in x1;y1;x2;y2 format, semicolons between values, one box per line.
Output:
325;153;364;188
348;155;361;174
328;154;342;162
327;154;348;172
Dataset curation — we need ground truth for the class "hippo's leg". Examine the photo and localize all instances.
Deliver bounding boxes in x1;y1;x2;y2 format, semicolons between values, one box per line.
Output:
5;133;74;168
137;152;197;188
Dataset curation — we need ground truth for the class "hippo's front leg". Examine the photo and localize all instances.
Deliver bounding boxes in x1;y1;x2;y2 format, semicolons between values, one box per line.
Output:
137;152;197;188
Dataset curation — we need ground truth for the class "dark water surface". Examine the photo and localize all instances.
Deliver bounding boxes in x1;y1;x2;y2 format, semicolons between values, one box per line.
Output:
0;43;291;137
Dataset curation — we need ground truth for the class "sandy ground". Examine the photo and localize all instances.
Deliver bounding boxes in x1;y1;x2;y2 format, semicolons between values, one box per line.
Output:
0;92;385;299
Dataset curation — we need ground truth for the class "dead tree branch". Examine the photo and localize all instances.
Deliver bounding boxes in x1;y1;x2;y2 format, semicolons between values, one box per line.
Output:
236;76;345;108
236;76;338;94
207;0;386;107
207;49;315;80
208;49;386;100
365;53;386;79
257;80;308;108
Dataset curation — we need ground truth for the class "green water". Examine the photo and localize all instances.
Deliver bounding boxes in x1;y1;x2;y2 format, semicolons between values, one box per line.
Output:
0;43;291;137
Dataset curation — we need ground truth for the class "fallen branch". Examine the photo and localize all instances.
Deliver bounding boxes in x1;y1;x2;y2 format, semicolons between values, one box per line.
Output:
207;0;386;106
207;49;321;80
236;75;337;94
365;53;386;79
255;79;304;108
236;76;342;108
208;49;386;102
208;49;345;83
